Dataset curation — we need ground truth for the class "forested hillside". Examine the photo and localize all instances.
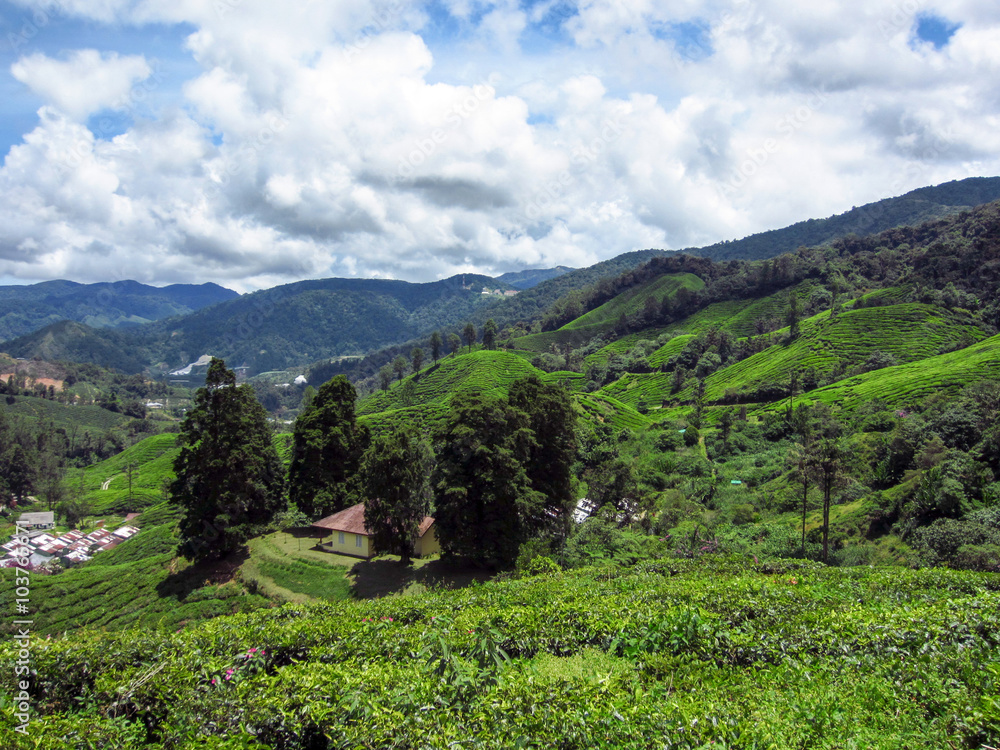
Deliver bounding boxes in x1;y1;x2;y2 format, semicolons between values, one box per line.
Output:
0;280;236;341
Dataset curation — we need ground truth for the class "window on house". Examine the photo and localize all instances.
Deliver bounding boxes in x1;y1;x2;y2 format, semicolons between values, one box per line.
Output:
356;534;362;547
338;531;345;544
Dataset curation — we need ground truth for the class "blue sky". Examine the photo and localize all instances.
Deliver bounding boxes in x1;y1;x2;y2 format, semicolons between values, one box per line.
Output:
0;0;997;290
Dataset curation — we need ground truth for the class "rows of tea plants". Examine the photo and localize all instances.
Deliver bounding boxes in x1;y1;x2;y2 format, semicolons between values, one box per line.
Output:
703;303;987;403
1;556;996;748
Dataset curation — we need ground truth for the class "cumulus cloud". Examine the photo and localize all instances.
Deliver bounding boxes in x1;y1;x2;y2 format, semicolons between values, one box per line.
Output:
0;0;999;289
10;50;152;120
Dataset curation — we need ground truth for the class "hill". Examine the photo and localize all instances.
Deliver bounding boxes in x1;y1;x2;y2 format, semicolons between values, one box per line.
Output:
1;320;156;373
496;266;575;289
692;175;1000;261
0;279;237;341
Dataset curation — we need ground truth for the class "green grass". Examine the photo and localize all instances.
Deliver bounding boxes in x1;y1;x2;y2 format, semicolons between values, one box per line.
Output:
243;534;351;603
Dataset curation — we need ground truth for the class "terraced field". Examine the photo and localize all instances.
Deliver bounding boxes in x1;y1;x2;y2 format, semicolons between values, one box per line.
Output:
564;273;705;330
778;332;1000;413
1;394;127;432
0;552;270;635
576;392;651;430
75;431;293;515
599;372;673;413
514;273;705;352
703;303;987;403
358;350;549;415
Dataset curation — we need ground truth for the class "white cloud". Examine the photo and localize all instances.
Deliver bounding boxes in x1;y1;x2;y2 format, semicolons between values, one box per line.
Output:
10;50;152;120
1;0;1000;289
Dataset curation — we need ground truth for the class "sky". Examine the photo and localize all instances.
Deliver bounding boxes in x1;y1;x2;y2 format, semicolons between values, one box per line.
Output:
0;1;998;292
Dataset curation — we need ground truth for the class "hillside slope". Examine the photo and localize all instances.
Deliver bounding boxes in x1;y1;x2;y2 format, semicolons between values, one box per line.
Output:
692;175;1000;261
0;280;237;341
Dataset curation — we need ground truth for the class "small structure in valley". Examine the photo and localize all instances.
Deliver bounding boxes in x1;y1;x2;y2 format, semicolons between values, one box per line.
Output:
311;502;439;559
17;511;55;530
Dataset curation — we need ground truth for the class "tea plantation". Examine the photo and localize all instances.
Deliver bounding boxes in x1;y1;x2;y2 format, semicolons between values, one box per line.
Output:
1;557;997;748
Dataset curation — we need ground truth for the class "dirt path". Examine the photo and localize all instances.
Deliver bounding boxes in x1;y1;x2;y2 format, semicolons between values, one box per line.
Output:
101;475;118;491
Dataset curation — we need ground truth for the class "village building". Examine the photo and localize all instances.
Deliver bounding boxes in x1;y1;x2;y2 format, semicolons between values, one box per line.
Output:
311;502;440;559
17;511;55;530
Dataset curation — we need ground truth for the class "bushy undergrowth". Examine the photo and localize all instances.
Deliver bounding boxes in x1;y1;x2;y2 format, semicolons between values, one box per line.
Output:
1;558;998;749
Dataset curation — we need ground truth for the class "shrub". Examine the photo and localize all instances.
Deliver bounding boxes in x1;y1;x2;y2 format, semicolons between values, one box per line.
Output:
953;544;1000;572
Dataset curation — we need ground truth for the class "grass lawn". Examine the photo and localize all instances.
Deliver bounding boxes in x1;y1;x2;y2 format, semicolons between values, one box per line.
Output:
247;530;495;601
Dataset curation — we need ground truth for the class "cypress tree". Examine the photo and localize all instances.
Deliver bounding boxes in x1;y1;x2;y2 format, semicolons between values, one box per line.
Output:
171;358;286;561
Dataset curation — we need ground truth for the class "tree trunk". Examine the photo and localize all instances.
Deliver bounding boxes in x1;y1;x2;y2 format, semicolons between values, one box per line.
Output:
822;484;831;564
801;476;809;554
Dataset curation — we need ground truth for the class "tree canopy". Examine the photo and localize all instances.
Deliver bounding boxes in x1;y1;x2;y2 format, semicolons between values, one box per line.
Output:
170;358;286;561
361;426;435;564
287;375;369;518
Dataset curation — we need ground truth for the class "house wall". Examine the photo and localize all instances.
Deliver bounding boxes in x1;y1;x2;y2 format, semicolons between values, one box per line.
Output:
323;531;372;558
415;526;440;557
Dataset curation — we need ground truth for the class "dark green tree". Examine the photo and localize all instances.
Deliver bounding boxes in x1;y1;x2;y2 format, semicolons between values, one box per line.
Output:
482;319;498;351
288;375;368;518
434;392;542;567
786;291;801;339
392;355;408;383
171;359;286;561
411;347;425;374
361;426;435;564
447;333;462;357
807;418;844;564
508;376;578;536
429;331;443;362
378;365;392;392
462;322;477;352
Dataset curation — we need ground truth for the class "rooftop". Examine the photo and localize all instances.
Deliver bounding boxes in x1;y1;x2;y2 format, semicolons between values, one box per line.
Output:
312;502;434;538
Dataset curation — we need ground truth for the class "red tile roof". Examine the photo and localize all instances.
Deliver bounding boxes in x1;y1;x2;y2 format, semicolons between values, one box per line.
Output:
312;502;435;538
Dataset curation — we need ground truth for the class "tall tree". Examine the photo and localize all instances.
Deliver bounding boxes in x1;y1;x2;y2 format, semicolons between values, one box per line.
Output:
392;355;408;383
434;392;542;567
411;347;425;374
378;365;392;392
462;322;477;352
429;331;443;363
508;376;578;536
288;375;368;518
447;333;462;357
361;426;435;564
482;319;498;351
170;358;286;561
807;417;844;563
786;291;801;339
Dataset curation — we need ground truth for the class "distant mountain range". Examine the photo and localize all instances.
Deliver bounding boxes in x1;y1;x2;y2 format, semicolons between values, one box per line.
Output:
3;176;1000;375
496;266;575;289
0;280;237;342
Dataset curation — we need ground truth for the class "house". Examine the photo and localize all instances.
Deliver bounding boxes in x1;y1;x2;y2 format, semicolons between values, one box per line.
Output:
311;502;439;559
17;511;55;530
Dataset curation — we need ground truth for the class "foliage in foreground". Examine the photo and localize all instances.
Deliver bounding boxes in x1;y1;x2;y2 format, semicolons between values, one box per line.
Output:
1;557;998;749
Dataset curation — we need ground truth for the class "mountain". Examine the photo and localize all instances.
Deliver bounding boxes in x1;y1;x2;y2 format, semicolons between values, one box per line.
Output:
7;177;1000;377
1;320;152;373
0;280;238;341
691;176;1000;261
495;266;575;289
